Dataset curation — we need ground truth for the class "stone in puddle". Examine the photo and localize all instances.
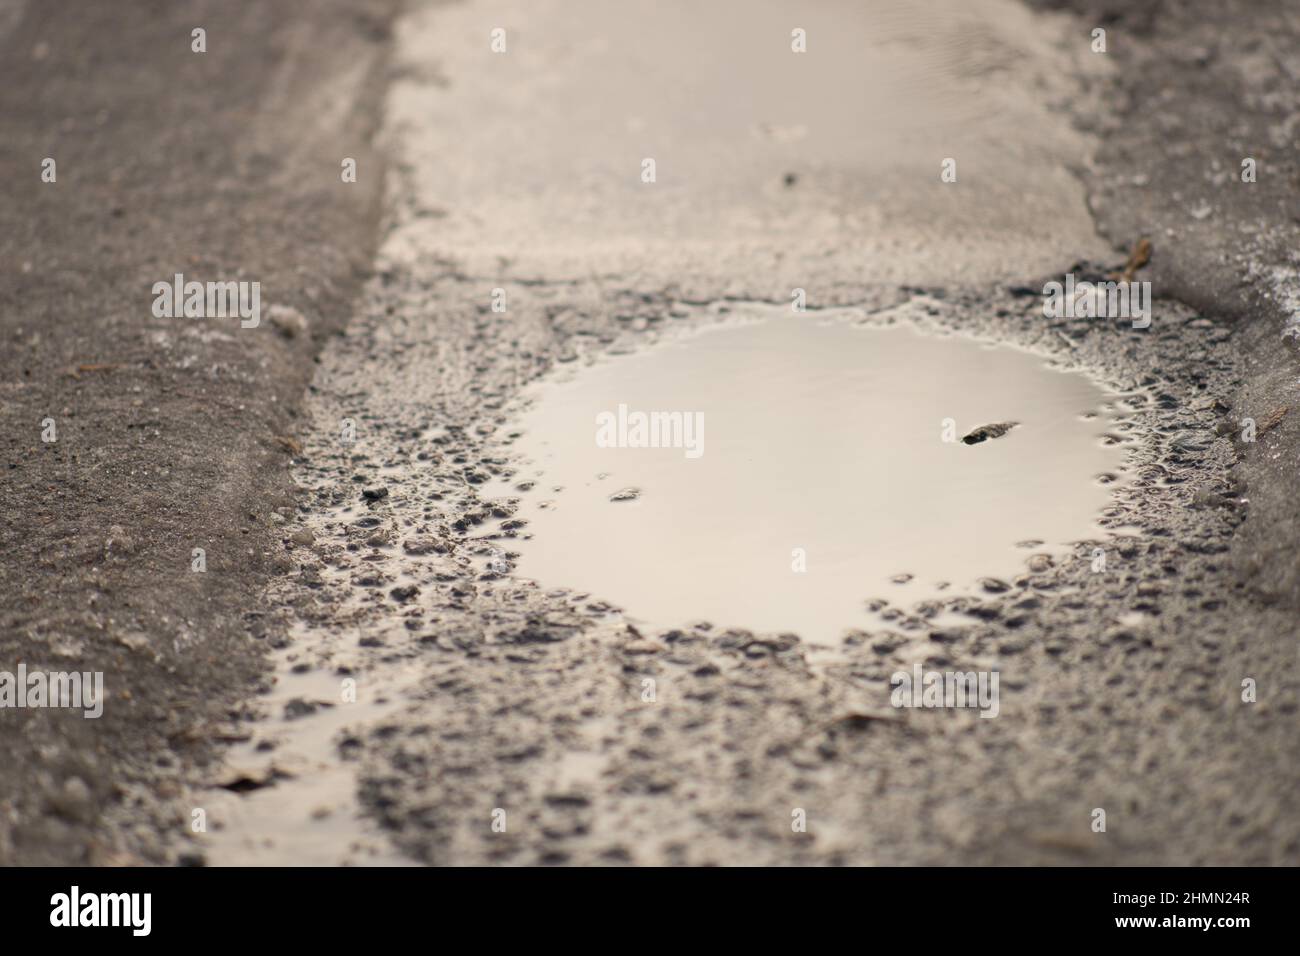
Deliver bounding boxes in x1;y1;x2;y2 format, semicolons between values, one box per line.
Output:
389;584;420;602
283;699;335;721
961;422;1019;445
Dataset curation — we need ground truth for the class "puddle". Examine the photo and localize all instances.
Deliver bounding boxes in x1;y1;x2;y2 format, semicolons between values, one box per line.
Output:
200;628;421;866
495;304;1130;644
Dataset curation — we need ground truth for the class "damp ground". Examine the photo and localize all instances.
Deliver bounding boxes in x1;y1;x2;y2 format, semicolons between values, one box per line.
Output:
497;303;1131;643
200;626;420;866
185;0;1299;868
193;278;1271;866
4;0;1298;870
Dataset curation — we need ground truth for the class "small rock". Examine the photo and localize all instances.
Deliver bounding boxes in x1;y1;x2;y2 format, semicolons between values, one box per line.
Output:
267;304;309;339
215;764;278;792
289;529;315;547
609;487;641;502
362;487;389;502
105;525;136;555
115;631;151;652
403;537;445;555
622;639;662;655
1191;485;1224;508
283;698;318;720
49;776;94;823
961;422;1019;445
390;584;419;602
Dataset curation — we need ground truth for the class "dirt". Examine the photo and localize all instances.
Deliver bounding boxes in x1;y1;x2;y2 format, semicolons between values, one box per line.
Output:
1033;0;1300;612
0;0;398;864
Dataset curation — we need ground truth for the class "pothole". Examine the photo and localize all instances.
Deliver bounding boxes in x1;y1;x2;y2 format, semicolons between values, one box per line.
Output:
495;302;1132;644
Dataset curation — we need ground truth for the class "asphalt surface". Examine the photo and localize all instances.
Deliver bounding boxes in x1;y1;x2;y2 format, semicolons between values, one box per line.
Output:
0;0;398;864
1;0;1297;866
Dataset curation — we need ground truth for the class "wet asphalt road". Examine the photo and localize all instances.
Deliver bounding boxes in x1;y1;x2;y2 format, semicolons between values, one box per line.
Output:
2;0;1298;865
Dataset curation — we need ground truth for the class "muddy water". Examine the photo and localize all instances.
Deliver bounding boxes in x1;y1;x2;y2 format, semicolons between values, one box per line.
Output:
499;304;1128;643
201;621;422;866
